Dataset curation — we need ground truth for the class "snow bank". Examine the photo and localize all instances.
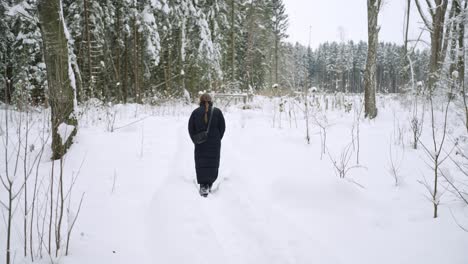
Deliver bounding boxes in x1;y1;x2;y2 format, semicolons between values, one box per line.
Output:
58;122;75;143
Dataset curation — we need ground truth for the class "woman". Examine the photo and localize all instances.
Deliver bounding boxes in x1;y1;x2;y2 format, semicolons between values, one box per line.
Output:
188;93;226;197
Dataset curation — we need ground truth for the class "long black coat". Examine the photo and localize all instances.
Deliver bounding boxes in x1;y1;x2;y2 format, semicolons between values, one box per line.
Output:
188;104;226;184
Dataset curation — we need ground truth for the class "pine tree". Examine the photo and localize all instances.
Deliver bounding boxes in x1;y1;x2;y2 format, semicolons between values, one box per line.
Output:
269;0;288;85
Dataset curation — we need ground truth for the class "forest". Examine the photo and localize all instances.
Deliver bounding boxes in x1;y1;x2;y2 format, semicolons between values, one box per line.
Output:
2;0;430;104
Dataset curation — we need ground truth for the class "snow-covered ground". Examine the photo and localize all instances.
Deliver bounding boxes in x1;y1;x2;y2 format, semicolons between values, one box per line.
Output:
1;94;468;264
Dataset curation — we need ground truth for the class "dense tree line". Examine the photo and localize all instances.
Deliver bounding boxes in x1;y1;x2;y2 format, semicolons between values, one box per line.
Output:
1;0;291;104
0;0;436;107
280;41;430;94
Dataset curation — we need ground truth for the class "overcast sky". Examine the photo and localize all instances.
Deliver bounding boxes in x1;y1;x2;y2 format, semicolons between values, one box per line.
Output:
283;0;429;49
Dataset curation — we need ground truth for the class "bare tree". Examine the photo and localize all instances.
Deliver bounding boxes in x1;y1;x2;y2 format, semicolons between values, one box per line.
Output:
0;103;43;263
29;116;50;261
105;104;117;132
55;157;66;257
66;192;85;256
419;73;457;218
405;27;426;149
445;143;468;206
311;110;329;159
1;104;20;264
410;112;424;149
403;0;411;55
364;0;383;119
408;50;424;150
328;143;358;179
304;89;310;144
388;143;405;186
351;97;364;164
414;0;450;91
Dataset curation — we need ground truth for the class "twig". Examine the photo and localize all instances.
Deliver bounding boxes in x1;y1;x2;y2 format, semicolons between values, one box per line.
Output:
113;116;150;131
65;193;85;256
449;208;468;232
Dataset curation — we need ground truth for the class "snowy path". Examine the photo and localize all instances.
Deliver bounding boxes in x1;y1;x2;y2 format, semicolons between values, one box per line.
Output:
148;124;340;264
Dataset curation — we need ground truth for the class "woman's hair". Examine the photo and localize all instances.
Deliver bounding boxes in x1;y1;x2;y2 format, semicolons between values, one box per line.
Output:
199;93;212;124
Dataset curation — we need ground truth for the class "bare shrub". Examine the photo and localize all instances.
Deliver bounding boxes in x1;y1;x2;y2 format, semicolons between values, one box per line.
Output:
387;144;405;186
419;73;457;218
311;111;329;160
105;103;117;132
328;143;359;179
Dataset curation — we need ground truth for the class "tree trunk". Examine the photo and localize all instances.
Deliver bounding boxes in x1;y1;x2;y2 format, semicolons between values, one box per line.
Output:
403;0;410;54
231;0;235;81
180;19;186;94
134;16;140;103
430;2;448;91
457;1;467;84
401;0;411;86
167;47;172;91
433;157;439;218
116;4;122;102
123;35;129;103
38;0;78;160
71;62;83;102
464;1;468;131
275;36;279;84
6;187;12;264
364;0;381;119
415;0;449;91
245;1;256;88
4;63;13;104
83;0;92;98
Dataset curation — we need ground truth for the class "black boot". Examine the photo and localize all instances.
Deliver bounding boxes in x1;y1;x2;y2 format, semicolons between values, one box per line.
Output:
199;184;209;197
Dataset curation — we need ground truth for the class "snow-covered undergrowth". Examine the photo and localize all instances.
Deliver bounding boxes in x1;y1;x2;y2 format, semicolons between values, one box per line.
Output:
1;94;468;264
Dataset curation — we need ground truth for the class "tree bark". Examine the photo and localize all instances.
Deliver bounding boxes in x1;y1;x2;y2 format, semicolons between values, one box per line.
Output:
275;36;279;84
83;0;92;98
123;35;129;103
4;62;13;104
457;0;467;84
231;0;235;81
7;186;12;264
464;1;468;131
415;0;449;91
403;0;410;55
116;3;122;102
133;15;141;103
38;0;78;160
245;1;256;88
364;0;381;119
